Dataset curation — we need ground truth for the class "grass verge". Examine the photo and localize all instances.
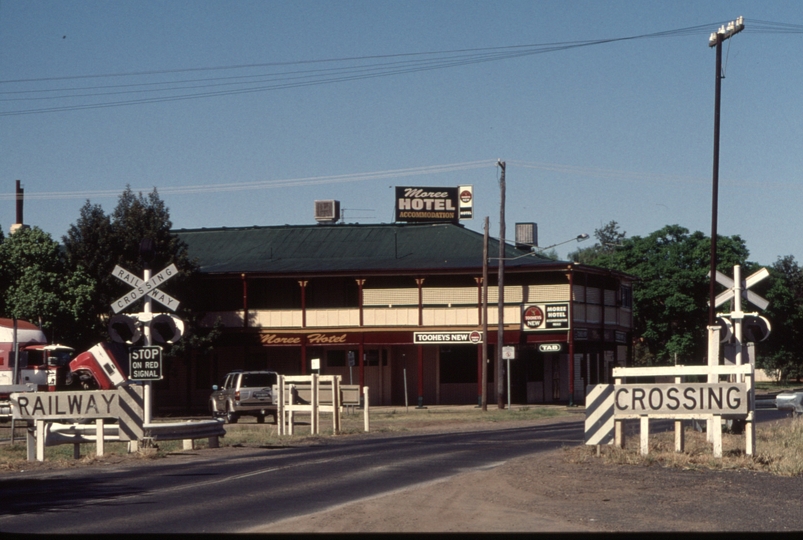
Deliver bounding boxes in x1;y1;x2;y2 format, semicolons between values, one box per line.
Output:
0;405;573;469
0;439;194;471
565;416;803;477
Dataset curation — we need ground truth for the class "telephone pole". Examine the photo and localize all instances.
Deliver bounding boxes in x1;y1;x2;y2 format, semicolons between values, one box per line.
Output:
496;160;506;409
481;216;489;411
708;16;744;327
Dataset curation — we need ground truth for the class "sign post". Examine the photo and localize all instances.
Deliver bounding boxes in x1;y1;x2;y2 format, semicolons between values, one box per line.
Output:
110;263;183;427
502;346;515;410
143;267;153;425
710;264;769;452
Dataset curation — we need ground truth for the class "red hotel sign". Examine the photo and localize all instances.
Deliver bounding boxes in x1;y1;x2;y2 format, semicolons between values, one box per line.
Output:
260;333;350;346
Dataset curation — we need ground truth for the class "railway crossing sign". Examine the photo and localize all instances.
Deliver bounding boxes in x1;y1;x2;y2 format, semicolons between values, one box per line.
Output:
109;263;185;345
710;266;770;342
711;268;769;310
111;263;180;313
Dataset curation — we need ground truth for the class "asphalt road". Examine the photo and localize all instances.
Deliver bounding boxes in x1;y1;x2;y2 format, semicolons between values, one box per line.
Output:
0;407;790;534
0;420;583;533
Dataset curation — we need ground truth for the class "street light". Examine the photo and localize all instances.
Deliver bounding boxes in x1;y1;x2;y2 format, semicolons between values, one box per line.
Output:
491;233;589;262
537;233;590;253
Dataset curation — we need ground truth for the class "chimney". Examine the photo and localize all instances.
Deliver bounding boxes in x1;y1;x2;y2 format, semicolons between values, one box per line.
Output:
10;180;28;235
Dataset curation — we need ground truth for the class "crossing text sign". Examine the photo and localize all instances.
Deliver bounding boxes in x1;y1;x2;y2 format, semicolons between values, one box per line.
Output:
614;383;747;417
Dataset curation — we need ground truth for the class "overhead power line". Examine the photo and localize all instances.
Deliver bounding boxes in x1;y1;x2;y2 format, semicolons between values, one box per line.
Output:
746;19;803;33
0;21;755;117
0;24;716;85
1;18;797;117
0;161;494;201
3;158;790;203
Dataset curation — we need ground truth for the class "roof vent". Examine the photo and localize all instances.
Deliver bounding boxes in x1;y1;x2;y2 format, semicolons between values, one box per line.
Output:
314;200;340;223
515;222;537;250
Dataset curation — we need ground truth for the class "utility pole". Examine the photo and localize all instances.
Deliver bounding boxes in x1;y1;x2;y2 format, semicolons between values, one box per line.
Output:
708;16;744;327
496;160;506;409
482;216;489;411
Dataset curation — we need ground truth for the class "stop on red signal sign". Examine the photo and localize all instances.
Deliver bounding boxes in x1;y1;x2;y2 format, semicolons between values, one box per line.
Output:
129;346;163;381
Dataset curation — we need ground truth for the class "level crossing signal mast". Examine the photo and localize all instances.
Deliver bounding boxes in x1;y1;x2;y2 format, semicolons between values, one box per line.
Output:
108;263;185;345
710;265;770;366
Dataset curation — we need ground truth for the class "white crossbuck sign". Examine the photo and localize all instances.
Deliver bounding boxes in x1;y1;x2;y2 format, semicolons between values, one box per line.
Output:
711;268;769;310
111;264;180;313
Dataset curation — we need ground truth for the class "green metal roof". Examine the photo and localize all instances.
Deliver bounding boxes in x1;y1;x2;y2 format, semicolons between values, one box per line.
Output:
176;222;565;276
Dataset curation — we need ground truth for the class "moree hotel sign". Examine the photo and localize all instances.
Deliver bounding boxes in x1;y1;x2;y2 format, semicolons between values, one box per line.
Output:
395;187;458;224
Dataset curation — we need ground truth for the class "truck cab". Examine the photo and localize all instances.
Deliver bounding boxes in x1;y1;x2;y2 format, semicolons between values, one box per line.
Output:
17;344;75;390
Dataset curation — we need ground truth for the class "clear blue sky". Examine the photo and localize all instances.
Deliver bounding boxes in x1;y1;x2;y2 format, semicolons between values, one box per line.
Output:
1;1;801;264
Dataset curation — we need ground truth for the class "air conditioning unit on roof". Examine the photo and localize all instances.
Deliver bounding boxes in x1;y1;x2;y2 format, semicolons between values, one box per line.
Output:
515;222;537;250
314;200;340;223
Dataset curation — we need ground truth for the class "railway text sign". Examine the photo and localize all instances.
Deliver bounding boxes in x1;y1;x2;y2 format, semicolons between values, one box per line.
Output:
10;390;122;420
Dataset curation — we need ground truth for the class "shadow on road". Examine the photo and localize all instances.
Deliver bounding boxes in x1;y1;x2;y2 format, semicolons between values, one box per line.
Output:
0;476;148;515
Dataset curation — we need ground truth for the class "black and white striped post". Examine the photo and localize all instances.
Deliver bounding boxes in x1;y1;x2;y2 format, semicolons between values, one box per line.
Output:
584;384;615;447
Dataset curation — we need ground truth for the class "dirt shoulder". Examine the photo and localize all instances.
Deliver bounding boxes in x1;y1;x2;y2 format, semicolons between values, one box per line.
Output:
264;440;803;533
261;408;803;533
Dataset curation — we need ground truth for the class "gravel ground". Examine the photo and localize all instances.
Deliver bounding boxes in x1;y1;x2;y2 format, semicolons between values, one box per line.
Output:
264;440;803;533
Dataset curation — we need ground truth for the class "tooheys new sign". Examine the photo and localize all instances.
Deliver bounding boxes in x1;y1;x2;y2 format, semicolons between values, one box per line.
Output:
395;187;459;224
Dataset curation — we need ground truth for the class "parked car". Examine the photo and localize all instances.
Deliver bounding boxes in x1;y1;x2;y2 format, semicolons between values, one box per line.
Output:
775;390;803;417
209;370;278;423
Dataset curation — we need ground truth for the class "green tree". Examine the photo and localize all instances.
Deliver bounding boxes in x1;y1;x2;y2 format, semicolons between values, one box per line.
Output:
0;227;96;345
589;224;749;365
569;220;626;264
758;255;803;381
60;201;116;345
64;187;194;289
63;186;219;352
